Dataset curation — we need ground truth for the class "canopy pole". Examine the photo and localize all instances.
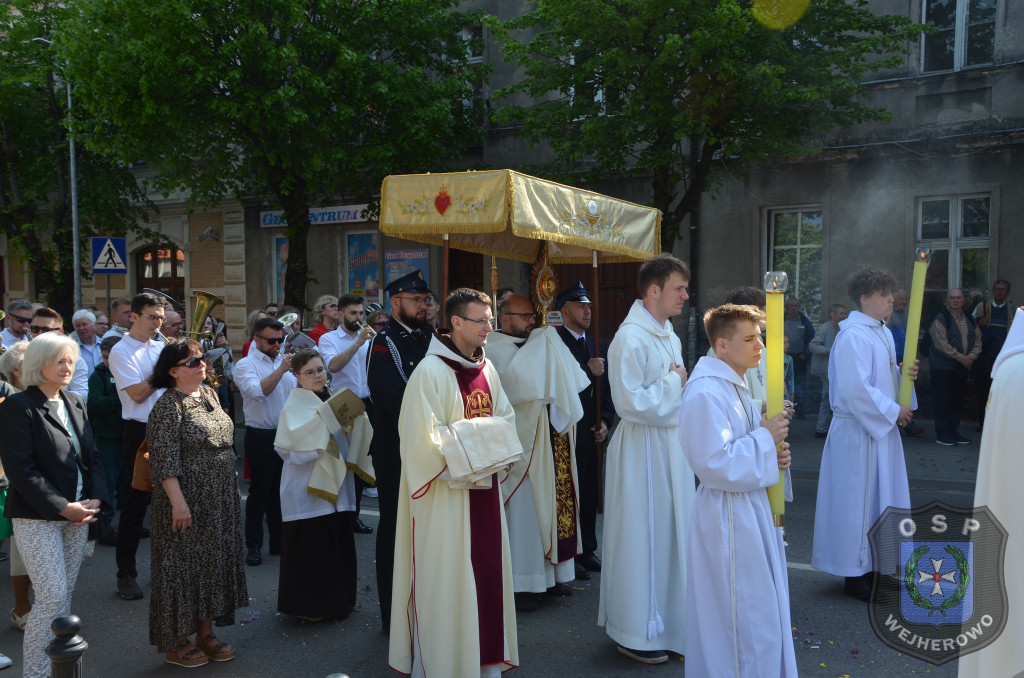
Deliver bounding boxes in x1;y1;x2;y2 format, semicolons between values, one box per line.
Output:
442;234;450;329
490;256;499;318
591;250;605;514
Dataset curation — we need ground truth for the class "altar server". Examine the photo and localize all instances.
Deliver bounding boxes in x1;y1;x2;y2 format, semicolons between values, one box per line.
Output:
680;304;797;677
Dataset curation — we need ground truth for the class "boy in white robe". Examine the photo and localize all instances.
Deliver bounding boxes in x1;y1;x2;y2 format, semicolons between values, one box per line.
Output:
680;304;797;678
598;254;695;665
811;266;919;600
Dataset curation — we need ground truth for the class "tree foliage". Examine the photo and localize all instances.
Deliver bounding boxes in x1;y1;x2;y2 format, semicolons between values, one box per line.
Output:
0;0;152;319
64;0;486;307
491;0;920;252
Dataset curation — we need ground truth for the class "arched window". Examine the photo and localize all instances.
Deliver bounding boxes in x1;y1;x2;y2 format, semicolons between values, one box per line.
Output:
135;245;185;305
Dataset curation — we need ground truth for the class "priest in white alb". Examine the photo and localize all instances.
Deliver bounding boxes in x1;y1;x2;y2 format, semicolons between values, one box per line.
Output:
598;254;696;665
680;304;797;677
488;295;589;610
958;310;1024;678
812;266;918;600
389;288;520;678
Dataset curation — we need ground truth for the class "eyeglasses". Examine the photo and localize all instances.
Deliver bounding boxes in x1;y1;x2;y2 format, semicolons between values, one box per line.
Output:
138;312;165;323
504;312;538;320
256;335;284;344
298;366;326;377
323;304;338;310
371;320;387;328
455;315;495;329
12;316;32;324
30;325;60;335
174;356;205;369
164;321;183;329
266;310;279;317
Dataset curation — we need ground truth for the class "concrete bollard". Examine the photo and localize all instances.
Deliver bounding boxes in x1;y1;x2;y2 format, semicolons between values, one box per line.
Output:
46;615;88;678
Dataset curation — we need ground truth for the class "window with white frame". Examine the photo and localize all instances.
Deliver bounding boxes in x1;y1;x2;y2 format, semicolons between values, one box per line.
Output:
922;0;996;72
917;194;990;301
768;208;823;321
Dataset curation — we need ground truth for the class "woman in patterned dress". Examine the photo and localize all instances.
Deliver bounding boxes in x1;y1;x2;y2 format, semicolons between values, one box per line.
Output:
147;339;247;668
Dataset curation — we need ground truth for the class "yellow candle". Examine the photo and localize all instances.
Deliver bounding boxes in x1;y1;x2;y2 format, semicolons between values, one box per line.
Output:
763;272;787;526
898;248;931;406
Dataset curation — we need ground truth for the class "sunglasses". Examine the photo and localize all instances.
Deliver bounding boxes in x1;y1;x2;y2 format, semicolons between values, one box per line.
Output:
12;316;32;324
30;326;60;335
256;335;285;344
174;356;206;369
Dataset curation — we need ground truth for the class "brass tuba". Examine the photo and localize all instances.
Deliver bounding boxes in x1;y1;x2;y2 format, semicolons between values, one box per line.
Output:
187;290;226;388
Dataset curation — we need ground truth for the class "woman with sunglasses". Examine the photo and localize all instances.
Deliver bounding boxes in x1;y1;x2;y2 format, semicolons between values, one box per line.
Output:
145;339;247;668
273;349;372;622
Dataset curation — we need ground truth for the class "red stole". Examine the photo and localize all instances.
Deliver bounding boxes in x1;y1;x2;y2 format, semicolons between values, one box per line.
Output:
438;357;505;666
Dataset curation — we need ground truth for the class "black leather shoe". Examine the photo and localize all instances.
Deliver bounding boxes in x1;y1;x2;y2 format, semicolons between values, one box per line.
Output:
353;517;373;534
844;574;871;601
578;553;602;572
246;547;262;566
574;562;591;581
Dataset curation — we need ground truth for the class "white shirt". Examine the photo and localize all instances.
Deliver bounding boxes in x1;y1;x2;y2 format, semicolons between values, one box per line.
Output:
108;333;166;422
76;336;103;376
233;349;296;429
318;327;369;398
1;328;28;351
68;356;90;403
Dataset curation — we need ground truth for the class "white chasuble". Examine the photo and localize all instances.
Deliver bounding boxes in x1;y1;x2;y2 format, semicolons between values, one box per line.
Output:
389;338;518;678
958;316;1024;678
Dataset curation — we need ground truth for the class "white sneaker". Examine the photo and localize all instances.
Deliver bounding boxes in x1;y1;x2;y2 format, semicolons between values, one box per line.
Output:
0;652;12;670
362;487;378;498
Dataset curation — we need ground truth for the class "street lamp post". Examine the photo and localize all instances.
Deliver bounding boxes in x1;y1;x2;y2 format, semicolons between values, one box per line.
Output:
32;37;82;311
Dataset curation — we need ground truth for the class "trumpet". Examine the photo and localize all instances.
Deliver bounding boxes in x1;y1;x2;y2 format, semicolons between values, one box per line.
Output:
357;321;377;338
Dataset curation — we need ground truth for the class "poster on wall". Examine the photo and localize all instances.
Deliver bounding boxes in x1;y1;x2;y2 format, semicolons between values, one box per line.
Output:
274;236;288;304
347;232;381;303
384;249;429;295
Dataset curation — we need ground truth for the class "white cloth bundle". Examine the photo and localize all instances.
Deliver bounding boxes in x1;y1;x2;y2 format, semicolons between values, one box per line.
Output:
438;415;523;489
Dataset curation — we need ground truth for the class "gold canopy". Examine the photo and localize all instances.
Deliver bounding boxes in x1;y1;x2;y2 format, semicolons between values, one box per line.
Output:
379;169;661;263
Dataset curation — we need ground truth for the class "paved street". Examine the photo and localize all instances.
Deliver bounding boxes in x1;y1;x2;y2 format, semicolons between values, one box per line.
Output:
0;415;977;677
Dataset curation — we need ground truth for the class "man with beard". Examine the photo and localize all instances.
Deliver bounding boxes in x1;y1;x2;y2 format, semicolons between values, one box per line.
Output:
488;295;589;611
233;318;296;566
367;270;433;633
320;294;376;534
555;282;615;580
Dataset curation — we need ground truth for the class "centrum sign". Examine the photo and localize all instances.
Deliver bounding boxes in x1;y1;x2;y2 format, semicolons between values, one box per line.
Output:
260;204;369;228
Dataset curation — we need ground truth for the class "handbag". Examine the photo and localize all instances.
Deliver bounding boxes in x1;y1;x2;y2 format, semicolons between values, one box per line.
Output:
131;440;154;492
130;391;189;493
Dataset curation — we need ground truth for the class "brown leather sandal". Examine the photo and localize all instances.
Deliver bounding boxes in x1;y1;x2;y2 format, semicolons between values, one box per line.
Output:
165;641;208;668
196;633;236;662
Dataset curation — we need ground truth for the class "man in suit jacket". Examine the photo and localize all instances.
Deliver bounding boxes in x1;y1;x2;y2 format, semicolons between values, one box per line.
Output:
555;282;615;578
366;270;433;633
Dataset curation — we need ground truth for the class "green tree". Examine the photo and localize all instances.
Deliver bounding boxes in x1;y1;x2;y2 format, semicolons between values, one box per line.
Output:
491;0;919;269
64;0;486;308
0;0;152;319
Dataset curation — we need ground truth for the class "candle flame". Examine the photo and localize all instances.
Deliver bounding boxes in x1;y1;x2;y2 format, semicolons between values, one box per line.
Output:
763;271;789;293
915;247;932;263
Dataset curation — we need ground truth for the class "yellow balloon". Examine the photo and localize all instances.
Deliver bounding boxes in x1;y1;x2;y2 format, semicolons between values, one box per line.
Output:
752;0;811;30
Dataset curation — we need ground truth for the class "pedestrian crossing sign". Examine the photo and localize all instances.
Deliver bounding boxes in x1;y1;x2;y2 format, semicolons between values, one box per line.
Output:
92;237;127;274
